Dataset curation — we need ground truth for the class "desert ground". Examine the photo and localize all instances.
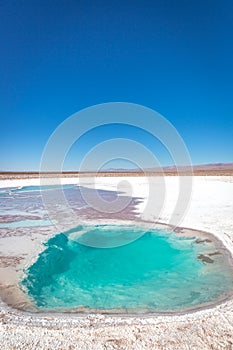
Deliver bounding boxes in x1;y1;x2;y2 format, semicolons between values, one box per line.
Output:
0;173;233;349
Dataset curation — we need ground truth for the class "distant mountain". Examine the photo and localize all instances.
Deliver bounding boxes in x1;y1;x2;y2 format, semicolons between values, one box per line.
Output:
103;162;233;173
102;167;140;172
1;162;233;175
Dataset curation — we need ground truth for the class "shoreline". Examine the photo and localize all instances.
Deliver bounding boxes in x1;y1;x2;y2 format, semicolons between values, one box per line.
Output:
6;219;233;315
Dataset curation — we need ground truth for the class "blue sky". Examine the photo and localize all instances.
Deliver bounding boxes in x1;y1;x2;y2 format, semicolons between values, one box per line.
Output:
0;0;233;171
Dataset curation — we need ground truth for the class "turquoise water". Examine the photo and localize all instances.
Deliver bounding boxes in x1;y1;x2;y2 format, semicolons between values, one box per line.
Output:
0;219;54;228
12;184;75;192
21;225;233;312
0;184;75;197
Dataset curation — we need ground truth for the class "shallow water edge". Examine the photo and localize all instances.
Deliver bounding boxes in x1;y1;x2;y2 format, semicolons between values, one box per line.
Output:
2;220;232;315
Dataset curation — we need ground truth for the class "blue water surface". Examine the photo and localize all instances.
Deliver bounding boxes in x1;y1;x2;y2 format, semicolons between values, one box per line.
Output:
21;225;233;312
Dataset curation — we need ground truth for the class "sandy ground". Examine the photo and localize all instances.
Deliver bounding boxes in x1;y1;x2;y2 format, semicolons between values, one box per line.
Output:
0;175;233;349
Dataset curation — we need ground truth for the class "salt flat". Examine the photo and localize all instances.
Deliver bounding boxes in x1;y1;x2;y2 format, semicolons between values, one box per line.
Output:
0;175;233;349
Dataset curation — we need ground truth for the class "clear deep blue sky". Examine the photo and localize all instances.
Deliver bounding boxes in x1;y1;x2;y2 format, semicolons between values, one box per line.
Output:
1;0;233;171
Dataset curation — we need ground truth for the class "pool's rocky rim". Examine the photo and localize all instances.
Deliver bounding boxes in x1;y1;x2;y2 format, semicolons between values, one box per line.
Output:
1;286;233;318
1;219;233;315
10;221;233;315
